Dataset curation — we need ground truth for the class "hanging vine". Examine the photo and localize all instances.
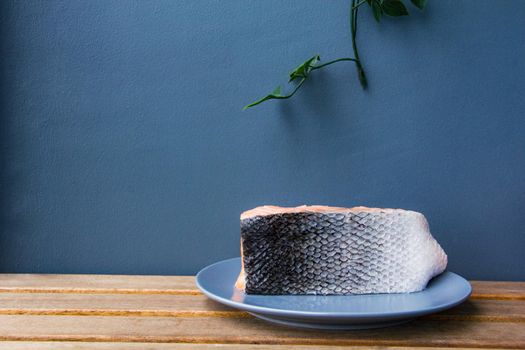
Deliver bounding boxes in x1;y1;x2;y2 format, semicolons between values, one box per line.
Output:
244;0;427;110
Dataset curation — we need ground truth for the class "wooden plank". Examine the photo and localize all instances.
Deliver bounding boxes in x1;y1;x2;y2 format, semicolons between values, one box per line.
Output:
0;293;522;322
0;275;524;300
470;281;525;300
0;315;523;348
0;276;522;348
0;274;198;295
429;299;525;323
0;343;516;350
0;293;238;317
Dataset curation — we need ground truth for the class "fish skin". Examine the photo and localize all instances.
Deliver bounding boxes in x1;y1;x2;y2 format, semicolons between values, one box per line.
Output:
239;207;447;295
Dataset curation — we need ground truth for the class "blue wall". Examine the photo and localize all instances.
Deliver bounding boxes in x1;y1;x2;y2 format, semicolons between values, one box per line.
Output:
1;1;524;279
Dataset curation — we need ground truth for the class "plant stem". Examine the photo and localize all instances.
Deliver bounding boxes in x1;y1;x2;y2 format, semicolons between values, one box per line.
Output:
244;0;369;109
352;0;367;9
243;78;307;109
311;57;357;70
277;78;307;99
351;0;368;89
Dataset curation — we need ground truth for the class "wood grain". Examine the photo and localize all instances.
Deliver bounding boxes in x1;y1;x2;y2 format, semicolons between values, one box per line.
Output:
0;343;516;350
0;315;523;348
0;293;238;317
0;293;522;322
470;281;525;300
427;299;525;323
0;275;523;349
0;274;523;300
0;274;197;295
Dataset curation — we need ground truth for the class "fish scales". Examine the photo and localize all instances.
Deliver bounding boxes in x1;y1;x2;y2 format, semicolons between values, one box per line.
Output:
237;206;447;295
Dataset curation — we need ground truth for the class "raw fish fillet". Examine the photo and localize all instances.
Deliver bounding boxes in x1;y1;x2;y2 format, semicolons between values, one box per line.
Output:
235;205;447;295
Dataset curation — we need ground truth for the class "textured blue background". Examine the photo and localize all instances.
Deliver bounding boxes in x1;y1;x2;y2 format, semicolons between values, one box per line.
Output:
1;1;524;279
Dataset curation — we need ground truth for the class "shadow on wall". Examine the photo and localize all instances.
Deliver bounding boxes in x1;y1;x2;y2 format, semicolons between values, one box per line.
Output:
0;12;14;270
276;66;365;142
0;16;13;269
0;5;38;271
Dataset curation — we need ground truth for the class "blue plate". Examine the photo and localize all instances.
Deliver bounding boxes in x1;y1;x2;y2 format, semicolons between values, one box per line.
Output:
196;257;471;330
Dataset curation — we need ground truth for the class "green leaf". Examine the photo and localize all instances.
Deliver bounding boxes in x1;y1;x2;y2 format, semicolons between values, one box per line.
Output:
410;0;427;9
245;55;322;109
382;0;409;16
243;86;284;110
289;55;320;82
244;55;358;109
371;0;382;22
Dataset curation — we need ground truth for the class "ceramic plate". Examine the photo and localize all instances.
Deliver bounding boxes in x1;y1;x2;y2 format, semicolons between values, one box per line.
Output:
196;257;471;330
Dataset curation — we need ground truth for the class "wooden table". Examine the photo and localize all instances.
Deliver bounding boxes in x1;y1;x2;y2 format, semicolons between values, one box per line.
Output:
0;274;522;349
